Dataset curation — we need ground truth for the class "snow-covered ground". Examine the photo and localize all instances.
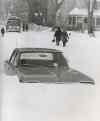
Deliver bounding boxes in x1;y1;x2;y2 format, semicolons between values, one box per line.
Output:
1;29;100;121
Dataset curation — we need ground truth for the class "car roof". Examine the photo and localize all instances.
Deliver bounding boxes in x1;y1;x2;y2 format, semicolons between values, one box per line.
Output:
15;48;62;53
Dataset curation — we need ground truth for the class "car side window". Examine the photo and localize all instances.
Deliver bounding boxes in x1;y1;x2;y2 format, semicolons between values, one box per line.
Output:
9;50;17;66
13;53;18;66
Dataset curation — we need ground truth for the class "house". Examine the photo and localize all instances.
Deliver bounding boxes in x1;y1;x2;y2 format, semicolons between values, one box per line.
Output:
67;7;100;31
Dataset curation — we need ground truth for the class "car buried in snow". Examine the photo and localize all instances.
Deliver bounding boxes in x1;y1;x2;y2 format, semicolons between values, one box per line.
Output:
4;48;95;84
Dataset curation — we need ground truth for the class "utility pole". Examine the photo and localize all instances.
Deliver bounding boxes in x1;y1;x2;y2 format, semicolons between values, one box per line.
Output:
88;0;96;34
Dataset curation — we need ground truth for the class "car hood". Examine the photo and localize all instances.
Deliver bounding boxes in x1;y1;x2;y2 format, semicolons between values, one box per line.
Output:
16;66;95;84
59;68;95;85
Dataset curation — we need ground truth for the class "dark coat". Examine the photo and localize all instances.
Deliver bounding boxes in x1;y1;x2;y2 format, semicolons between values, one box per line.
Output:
1;27;5;34
23;23;25;31
26;24;28;31
62;31;69;42
54;29;62;40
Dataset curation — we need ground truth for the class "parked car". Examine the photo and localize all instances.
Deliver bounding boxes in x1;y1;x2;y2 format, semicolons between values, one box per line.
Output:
4;48;95;84
6;16;21;32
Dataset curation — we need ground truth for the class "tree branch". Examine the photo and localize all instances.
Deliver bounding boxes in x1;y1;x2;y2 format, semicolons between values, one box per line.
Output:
26;0;33;11
56;0;64;11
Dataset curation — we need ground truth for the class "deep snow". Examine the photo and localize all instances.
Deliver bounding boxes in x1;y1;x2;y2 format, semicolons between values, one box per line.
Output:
1;29;100;121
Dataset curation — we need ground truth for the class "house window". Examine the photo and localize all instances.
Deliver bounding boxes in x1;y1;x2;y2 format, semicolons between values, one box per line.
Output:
96;18;100;26
73;16;76;25
68;16;73;24
68;16;76;25
77;17;84;23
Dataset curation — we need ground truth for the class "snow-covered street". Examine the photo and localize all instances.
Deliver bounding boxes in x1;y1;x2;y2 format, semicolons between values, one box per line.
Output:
2;30;100;81
1;29;100;121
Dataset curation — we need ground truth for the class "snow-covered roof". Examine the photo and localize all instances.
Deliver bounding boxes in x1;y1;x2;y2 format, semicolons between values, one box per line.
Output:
69;8;87;16
69;8;100;16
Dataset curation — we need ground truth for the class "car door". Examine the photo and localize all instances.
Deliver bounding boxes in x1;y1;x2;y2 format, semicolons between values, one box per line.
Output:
4;50;18;75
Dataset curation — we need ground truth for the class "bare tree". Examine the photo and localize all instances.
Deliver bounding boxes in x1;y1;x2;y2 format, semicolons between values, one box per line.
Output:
75;0;89;8
88;0;96;34
26;0;48;22
47;0;64;25
26;0;34;21
0;0;12;22
55;0;64;11
11;0;29;22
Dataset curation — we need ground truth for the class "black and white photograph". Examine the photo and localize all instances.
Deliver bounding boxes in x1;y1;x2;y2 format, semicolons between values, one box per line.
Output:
0;0;99;121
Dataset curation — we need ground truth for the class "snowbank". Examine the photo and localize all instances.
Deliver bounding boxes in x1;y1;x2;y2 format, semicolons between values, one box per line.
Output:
29;23;50;31
1;30;100;121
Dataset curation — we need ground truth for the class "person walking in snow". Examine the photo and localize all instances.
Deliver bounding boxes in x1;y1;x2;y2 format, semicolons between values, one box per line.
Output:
62;30;69;47
1;27;5;37
23;23;25;31
26;23;28;31
54;27;62;46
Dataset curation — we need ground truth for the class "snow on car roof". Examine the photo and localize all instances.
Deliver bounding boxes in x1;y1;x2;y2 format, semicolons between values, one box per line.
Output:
20;52;54;60
15;48;62;53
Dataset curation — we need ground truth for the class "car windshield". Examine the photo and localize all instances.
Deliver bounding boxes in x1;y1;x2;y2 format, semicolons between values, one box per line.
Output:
7;19;20;26
19;52;56;67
